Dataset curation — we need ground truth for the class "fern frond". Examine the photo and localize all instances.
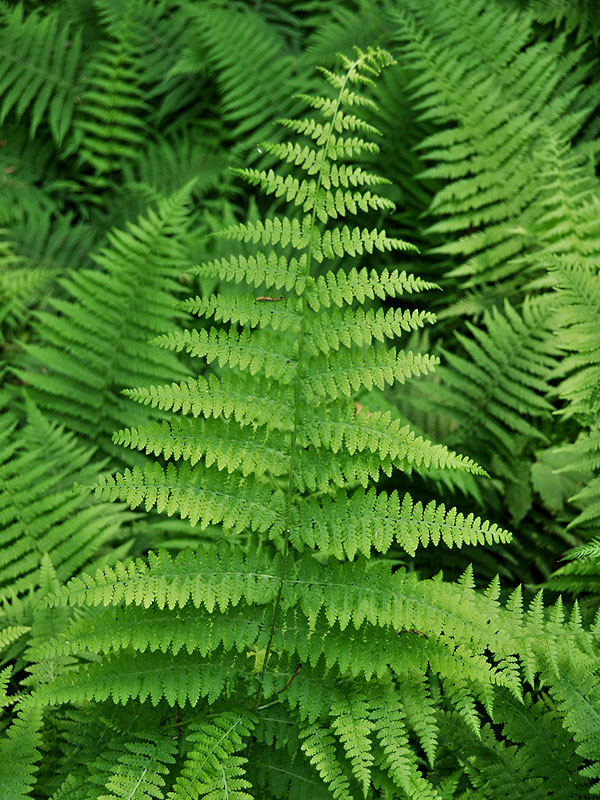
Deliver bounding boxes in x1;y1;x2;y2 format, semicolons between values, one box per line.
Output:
36;543;597;791
168;713;255;800
233;166;393;223
0;211;95;337
330;690;374;793
93;0;189;93
123;373;294;432
0;123;59;223
172;5;299;159
93;461;284;532
42;547;279;611
490;689;591;799
11;37;595;800
42;547;555;689
371;686;442;799
402;298;557;464
21;553;76;689
122;125;230;208
0;5;83;143
101;48;494;562
546;665;600;792
306;268;437;311
542;254;600;540
74;13;148;182
0;696;43;799
0;406;127;598
395;674;439;767
525;0;600;42
299;722;353;800
0;236;50;337
90;730;176;800
0;624;29;658
38;647;247;707
15;184;193;459
436;707;590;800
550;257;600;420
295;489;510;559
9;209;95;275
394;0;600;307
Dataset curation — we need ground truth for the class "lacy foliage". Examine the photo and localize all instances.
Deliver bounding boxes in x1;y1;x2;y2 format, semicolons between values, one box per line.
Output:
1;2;600;799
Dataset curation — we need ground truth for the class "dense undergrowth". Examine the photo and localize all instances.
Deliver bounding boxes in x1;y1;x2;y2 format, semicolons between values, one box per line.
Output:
2;1;600;798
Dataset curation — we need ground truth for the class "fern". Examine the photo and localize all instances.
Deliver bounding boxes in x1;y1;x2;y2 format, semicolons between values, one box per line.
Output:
0;404;128;599
87;730;176;800
22;48;506;794
401;298;557;468
0;696;44;800
172;5;301;163
0;123;63;224
382;0;600;588
86;53;486;542
0;5;83;144
168;713;255;800
551;257;600;423
0;210;95;339
8;42;596;798
523;0;600;42
14;184;194;460
1;6;600;797
73;11;148;185
92;0;188;93
393;0;600;313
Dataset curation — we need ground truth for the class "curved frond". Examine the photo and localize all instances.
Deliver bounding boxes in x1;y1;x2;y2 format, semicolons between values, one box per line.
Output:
393;0;600;310
15;184;194;459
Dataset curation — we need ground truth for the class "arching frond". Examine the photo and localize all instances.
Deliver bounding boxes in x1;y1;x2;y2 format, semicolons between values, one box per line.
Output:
392;0;600;311
15;184;194;459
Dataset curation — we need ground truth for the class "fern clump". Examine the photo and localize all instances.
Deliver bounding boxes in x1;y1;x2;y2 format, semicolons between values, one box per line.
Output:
2;39;599;800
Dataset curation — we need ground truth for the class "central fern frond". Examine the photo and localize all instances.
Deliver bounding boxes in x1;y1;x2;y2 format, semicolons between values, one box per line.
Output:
101;48;485;546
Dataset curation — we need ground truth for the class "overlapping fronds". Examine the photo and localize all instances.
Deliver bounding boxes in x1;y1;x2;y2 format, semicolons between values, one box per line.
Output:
0;697;43;800
551;257;600;422
0;405;128;599
0;211;95;339
97;49;486;545
171;4;302;161
0;123;61;224
33;49;593;796
539;235;600;541
14;184;194;459
34;546;597;792
435;694;591;800
169;714;255;800
81;730;176;799
73;14;148;183
392;0;600;312
92;0;188;92
401;298;557;468
0;7;599;797
525;0;600;42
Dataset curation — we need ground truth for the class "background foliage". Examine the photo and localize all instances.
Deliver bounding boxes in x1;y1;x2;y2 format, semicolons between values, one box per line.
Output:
2;0;600;798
